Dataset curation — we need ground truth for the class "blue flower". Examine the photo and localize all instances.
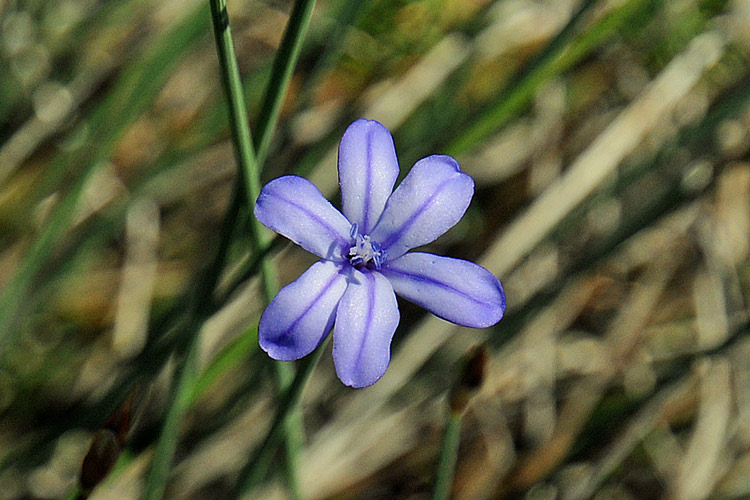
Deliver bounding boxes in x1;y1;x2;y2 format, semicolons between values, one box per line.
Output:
254;119;506;388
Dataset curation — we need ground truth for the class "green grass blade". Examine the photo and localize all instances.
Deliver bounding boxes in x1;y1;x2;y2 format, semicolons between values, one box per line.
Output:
188;318;260;405
144;1;317;497
227;0;319;496
0;3;208;357
447;0;656;156
232;338;328;498
254;0;317;167
143;321;203;500
431;412;463;500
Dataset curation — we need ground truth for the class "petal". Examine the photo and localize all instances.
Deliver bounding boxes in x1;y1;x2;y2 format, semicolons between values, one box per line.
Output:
370;155;474;260
338;119;400;234
380;252;505;328
259;260;348;360
254;175;352;261
333;270;400;388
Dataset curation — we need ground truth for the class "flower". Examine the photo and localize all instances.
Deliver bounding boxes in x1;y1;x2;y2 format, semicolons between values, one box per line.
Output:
254;119;506;388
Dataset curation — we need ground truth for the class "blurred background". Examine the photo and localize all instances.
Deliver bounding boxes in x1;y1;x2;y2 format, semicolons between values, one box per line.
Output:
1;0;750;498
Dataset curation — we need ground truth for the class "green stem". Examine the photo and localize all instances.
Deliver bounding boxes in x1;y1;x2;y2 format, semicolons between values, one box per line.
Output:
220;0;318;496
431;411;463;500
208;0;277;298
143;322;202;500
254;0;317;168
274;361;304;499
144;1;318;498
232;339;328;498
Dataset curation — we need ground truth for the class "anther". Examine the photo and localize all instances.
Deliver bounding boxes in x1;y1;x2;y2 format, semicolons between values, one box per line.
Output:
347;225;386;270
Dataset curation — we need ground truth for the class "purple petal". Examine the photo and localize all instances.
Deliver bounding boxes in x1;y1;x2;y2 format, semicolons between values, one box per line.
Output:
370;155;474;260
333;270;400;388
338;119;400;234
380;252;505;328
259;260;348;360
254;175;352;261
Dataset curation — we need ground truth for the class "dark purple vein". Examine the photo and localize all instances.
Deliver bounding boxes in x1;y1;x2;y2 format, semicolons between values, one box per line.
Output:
379;176;458;252
380;267;495;308
269;192;349;247
354;272;377;372
280;269;342;338
361;127;374;233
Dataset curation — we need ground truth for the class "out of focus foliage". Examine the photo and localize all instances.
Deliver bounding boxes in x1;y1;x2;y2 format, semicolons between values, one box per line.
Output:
2;0;750;499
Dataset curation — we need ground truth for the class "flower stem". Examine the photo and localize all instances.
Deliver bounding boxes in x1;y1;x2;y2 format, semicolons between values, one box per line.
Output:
208;0;276;300
250;2;318;494
431;411;463;500
232;338;329;498
432;346;486;500
143;321;202;500
144;1;317;498
254;0;317;168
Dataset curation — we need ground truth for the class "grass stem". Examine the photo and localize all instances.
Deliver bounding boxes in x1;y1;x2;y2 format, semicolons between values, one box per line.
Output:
232;339;328;498
254;0;317;168
144;1;317;498
431;411;463;500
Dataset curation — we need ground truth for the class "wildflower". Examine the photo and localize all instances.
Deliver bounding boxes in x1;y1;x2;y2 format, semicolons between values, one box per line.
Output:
254;119;505;387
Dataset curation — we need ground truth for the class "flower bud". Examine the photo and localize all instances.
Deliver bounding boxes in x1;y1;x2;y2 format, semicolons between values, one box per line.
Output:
79;429;120;492
448;345;488;413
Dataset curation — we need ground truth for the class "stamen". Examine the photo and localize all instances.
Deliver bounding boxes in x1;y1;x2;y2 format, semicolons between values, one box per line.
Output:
347;225;386;270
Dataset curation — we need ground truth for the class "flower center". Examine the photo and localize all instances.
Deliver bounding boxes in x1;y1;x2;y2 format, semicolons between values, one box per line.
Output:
347;223;386;270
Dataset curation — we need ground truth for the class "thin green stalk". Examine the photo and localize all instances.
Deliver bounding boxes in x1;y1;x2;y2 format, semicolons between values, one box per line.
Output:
431;411;463;500
210;0;317;497
232;339;329;499
254;0;317;167
143;321;202;500
143;0;265;495
208;0;275;299
214;234;284;307
214;0;318;496
273;360;303;499
145;1;318;498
